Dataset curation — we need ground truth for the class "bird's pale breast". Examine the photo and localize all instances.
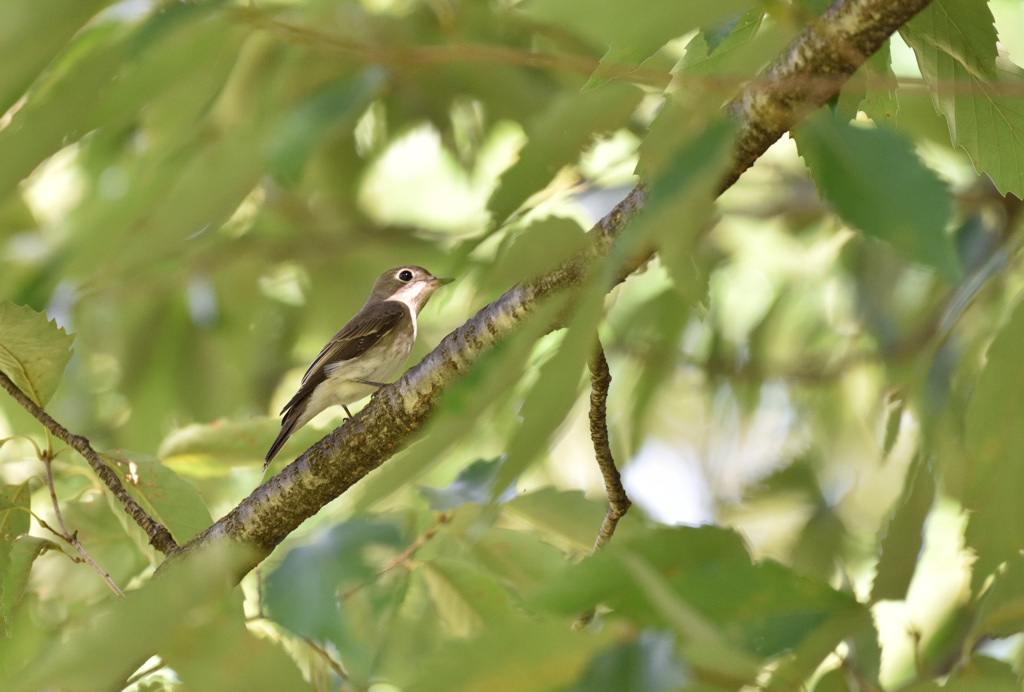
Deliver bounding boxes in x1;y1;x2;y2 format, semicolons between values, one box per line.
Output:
301;322;415;426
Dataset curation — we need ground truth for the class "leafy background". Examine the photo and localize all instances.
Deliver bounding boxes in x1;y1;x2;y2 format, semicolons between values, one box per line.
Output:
2;0;1024;689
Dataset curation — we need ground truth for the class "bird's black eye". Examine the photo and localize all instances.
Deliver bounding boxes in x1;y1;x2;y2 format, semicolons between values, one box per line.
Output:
398;269;414;282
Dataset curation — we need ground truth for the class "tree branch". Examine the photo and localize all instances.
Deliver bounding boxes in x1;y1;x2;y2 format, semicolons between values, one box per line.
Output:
723;0;933;191
169;0;934;571
41;449;125;598
0;369;179;555
587;341;630;553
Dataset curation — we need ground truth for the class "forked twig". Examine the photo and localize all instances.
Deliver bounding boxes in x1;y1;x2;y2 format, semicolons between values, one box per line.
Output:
0;369;178;554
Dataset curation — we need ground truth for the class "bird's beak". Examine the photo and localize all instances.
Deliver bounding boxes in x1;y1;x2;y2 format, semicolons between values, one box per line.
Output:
431;276;454;285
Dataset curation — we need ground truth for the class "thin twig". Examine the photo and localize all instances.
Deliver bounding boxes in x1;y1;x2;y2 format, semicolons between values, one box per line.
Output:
231;7;672;89
341;512;452;600
302;637;349;682
588;341;630;553
574;341;630;630
0;369;178;554
41;450;125;598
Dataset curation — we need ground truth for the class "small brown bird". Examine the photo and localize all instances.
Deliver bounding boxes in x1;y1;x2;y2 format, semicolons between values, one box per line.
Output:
265;266;452;468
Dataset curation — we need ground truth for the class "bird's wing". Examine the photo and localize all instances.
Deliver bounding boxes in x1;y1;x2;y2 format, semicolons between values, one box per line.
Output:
280;301;408;416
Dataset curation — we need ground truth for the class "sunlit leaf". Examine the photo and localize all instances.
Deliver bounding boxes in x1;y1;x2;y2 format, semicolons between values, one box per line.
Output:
103;450;213;547
0;302;74;406
871;454;935;602
161;417;312;474
901;0;1024;196
964;298;1024;591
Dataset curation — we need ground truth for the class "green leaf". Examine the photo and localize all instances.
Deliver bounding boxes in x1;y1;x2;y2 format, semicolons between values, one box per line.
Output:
492;283;603;494
793;112;958;280
0;5;243;204
419;457;517;511
420;558;515;635
813;668;851;692
634;115;736;272
6;543;305;692
0;536;61;637
972;552;1024;641
569;631;690;692
616;550;761;683
0;482;34;638
160;417;313;474
901;0;1024;196
485;217;590;293
871;454;935;602
264;518;404;644
0;302;74;406
518;0;753;70
677;9;785;79
488;82;643;224
531;526;866;664
265;69;384;187
504;488;612;553
408;616;614;692
471;527;569;593
0;0;113;114
964;298;1024;592
103;451;213;547
860;40;899;125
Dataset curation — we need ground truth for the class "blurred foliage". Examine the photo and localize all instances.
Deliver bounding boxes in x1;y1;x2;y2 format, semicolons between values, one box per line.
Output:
1;0;1024;690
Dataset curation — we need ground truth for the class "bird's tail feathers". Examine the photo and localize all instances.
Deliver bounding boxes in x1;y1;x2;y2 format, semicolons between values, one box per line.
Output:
264;407;303;470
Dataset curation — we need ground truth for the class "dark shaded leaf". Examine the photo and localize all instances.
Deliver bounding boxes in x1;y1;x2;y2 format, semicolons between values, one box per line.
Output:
794;112;958;280
569;630;689;692
264;518;403;643
419;457;516;511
